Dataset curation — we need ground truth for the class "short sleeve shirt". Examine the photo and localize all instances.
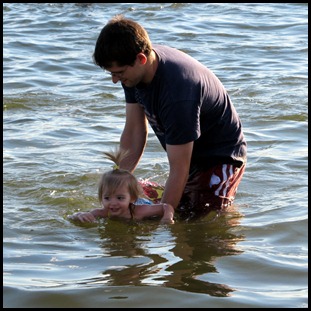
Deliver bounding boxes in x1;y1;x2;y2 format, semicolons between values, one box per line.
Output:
123;45;247;172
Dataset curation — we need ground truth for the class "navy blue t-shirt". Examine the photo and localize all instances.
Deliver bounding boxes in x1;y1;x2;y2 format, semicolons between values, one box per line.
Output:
123;45;247;173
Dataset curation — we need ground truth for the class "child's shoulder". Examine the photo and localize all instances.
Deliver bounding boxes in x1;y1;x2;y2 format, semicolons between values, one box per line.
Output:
135;197;152;205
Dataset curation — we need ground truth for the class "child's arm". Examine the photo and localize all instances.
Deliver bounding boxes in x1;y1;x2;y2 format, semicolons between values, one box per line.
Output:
136;203;175;224
68;207;108;223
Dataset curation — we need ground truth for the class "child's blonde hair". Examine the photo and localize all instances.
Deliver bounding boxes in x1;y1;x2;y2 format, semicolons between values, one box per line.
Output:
98;148;141;205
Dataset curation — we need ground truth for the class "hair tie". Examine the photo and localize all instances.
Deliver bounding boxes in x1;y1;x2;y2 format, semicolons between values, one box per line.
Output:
113;164;119;170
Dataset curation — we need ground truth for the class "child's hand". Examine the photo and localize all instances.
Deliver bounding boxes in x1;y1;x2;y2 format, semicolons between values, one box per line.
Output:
68;211;97;223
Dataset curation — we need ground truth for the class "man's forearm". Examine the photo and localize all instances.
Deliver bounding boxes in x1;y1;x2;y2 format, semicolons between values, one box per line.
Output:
161;170;188;210
161;142;193;209
120;131;147;173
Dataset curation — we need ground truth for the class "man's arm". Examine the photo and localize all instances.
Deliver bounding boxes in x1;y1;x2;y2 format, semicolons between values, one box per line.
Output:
161;142;193;210
120;103;148;173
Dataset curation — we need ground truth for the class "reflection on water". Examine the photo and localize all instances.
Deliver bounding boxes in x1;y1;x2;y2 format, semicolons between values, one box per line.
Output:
86;208;245;297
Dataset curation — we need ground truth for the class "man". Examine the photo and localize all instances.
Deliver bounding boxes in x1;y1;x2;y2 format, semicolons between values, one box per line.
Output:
93;15;247;221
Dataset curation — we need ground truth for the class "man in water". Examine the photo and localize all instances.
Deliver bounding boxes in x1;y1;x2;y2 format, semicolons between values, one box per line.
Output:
93;15;247;220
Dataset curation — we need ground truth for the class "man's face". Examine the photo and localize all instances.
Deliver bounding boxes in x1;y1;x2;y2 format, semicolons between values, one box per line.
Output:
105;59;144;88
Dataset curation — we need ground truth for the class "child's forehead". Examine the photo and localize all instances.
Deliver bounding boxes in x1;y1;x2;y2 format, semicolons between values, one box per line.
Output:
105;183;129;194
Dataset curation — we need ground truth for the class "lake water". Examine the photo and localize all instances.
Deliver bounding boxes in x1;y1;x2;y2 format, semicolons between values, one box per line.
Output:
3;3;308;308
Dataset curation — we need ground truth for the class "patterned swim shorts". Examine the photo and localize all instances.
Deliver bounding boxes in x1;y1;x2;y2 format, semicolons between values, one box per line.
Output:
176;163;246;220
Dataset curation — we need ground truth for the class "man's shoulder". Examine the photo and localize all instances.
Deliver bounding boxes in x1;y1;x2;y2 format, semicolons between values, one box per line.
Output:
153;44;186;60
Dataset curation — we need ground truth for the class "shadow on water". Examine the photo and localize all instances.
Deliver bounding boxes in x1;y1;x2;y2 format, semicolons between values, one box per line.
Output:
83;208;245;298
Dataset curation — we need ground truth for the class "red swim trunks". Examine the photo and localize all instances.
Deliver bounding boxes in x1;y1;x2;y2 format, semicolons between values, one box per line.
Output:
177;163;246;220
139;162;246;220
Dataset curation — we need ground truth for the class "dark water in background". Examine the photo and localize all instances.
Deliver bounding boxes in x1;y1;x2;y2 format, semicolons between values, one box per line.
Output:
3;3;308;308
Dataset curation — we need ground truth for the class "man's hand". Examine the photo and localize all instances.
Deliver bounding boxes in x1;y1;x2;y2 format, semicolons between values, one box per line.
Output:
160;203;175;224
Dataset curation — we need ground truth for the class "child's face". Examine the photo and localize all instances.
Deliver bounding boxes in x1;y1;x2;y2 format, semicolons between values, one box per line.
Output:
102;183;133;219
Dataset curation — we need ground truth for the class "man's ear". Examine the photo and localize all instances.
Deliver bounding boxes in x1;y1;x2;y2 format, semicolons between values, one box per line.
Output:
137;53;147;65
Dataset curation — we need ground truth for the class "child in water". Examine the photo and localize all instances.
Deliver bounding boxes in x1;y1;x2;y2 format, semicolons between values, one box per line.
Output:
68;149;174;224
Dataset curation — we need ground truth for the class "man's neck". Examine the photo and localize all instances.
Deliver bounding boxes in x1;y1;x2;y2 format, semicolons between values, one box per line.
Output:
142;50;158;84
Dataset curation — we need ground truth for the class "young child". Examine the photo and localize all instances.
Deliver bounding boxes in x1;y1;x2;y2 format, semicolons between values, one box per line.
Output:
68;149;174;224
